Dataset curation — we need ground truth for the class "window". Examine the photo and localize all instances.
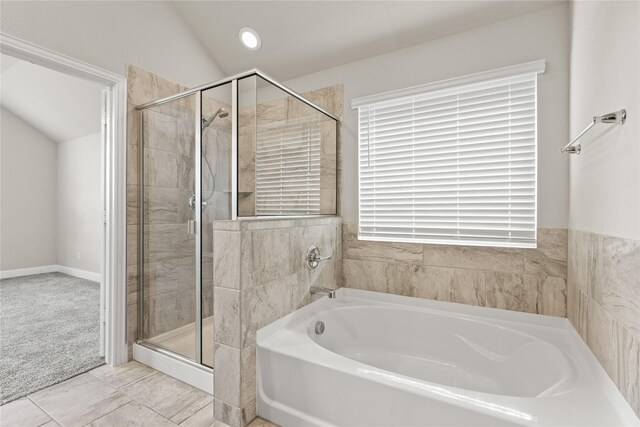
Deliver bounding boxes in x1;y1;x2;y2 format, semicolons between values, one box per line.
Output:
255;116;322;215
353;61;545;248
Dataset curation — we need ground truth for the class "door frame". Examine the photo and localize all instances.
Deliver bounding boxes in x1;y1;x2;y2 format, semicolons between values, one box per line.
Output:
1;32;129;365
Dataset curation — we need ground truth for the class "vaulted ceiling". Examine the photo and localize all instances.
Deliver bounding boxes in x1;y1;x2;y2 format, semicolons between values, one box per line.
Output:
173;1;562;81
0;1;562;142
1;54;104;143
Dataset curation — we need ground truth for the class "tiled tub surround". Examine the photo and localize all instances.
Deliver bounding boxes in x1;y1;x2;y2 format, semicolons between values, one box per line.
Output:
212;216;342;427
567;229;640;415
126;64;231;360
343;224;568;317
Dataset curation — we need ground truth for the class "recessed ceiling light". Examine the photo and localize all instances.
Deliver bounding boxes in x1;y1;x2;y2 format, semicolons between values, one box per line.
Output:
239;27;261;51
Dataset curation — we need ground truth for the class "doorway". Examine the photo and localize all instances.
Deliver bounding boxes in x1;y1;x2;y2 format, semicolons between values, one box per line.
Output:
0;34;128;402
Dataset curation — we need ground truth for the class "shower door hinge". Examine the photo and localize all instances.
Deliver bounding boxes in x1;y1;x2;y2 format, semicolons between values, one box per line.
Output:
101;210;108;224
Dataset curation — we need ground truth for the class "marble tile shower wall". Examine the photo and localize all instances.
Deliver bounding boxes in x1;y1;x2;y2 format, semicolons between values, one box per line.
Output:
126;64;231;356
567;230;640;415
212;217;342;427
343;224;568;316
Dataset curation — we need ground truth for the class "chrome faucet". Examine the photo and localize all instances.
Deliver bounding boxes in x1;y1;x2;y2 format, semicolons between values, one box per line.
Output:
310;286;337;299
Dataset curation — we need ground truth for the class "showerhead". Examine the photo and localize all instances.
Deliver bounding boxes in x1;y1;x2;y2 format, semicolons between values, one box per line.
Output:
202;108;229;129
194;107;228;211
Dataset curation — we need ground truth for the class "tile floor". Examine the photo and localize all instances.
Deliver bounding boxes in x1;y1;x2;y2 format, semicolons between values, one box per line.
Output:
0;361;277;427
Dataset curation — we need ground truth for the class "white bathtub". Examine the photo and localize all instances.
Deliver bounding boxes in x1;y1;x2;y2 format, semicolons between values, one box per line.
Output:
257;289;639;426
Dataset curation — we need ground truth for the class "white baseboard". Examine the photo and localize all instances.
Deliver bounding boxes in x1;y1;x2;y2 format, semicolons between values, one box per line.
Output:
57;265;101;282
0;264;100;282
0;265;59;279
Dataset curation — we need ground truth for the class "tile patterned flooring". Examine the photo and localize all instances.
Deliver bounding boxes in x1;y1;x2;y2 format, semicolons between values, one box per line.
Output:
0;361;277;427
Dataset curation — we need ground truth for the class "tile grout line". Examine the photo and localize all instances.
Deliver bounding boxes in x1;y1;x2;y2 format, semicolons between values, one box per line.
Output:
83;399;178;427
25;396;58;427
176;399;215;426
25;369;127;427
88;366;158;390
345;255;567;278
130;388;212;426
75;373;133;427
116;370;214;425
83;368;163;422
78;399;133;427
86;371;178;426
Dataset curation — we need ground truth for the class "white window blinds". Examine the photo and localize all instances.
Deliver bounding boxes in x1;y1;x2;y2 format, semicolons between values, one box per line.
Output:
356;69;540;248
255;117;322;215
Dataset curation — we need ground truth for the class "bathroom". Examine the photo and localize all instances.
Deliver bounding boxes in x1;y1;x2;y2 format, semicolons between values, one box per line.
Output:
0;1;638;426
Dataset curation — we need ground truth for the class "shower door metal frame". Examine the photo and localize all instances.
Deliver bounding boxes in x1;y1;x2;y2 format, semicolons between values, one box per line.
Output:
136;69;339;122
135;69;340;369
194;93;203;364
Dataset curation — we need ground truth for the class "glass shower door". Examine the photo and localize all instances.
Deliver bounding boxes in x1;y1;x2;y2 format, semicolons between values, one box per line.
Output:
139;83;232;369
139;94;199;362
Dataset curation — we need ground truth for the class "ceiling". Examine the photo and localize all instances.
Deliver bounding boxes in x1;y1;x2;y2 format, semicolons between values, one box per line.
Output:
173;1;562;81
0;1;561;142
1;53;104;143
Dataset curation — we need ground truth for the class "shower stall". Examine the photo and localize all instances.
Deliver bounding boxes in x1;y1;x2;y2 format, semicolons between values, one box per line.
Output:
134;70;338;382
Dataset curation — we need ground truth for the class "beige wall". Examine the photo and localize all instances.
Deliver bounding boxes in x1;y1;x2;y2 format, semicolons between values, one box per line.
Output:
567;1;640;415
0;107;58;271
57;133;102;274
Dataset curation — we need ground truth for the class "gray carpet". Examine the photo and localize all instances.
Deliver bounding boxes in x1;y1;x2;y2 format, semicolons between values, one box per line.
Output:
0;272;105;404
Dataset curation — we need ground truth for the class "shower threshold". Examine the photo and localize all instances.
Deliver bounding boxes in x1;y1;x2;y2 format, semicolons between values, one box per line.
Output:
145;315;214;367
133;316;214;394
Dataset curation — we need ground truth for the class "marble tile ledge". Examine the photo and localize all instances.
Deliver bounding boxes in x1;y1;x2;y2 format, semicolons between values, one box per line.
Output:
214;215;342;231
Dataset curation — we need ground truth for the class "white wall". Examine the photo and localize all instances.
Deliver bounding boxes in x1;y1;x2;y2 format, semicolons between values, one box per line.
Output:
57;133;102;273
0;1;223;87
0;108;102;274
569;1;640;240
0;107;58;270
283;4;571;227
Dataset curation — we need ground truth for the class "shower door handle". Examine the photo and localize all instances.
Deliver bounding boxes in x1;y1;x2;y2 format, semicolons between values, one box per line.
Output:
187;220;196;236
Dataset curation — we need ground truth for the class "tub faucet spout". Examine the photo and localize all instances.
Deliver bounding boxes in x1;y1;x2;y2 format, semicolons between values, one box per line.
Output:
310;286;337;299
